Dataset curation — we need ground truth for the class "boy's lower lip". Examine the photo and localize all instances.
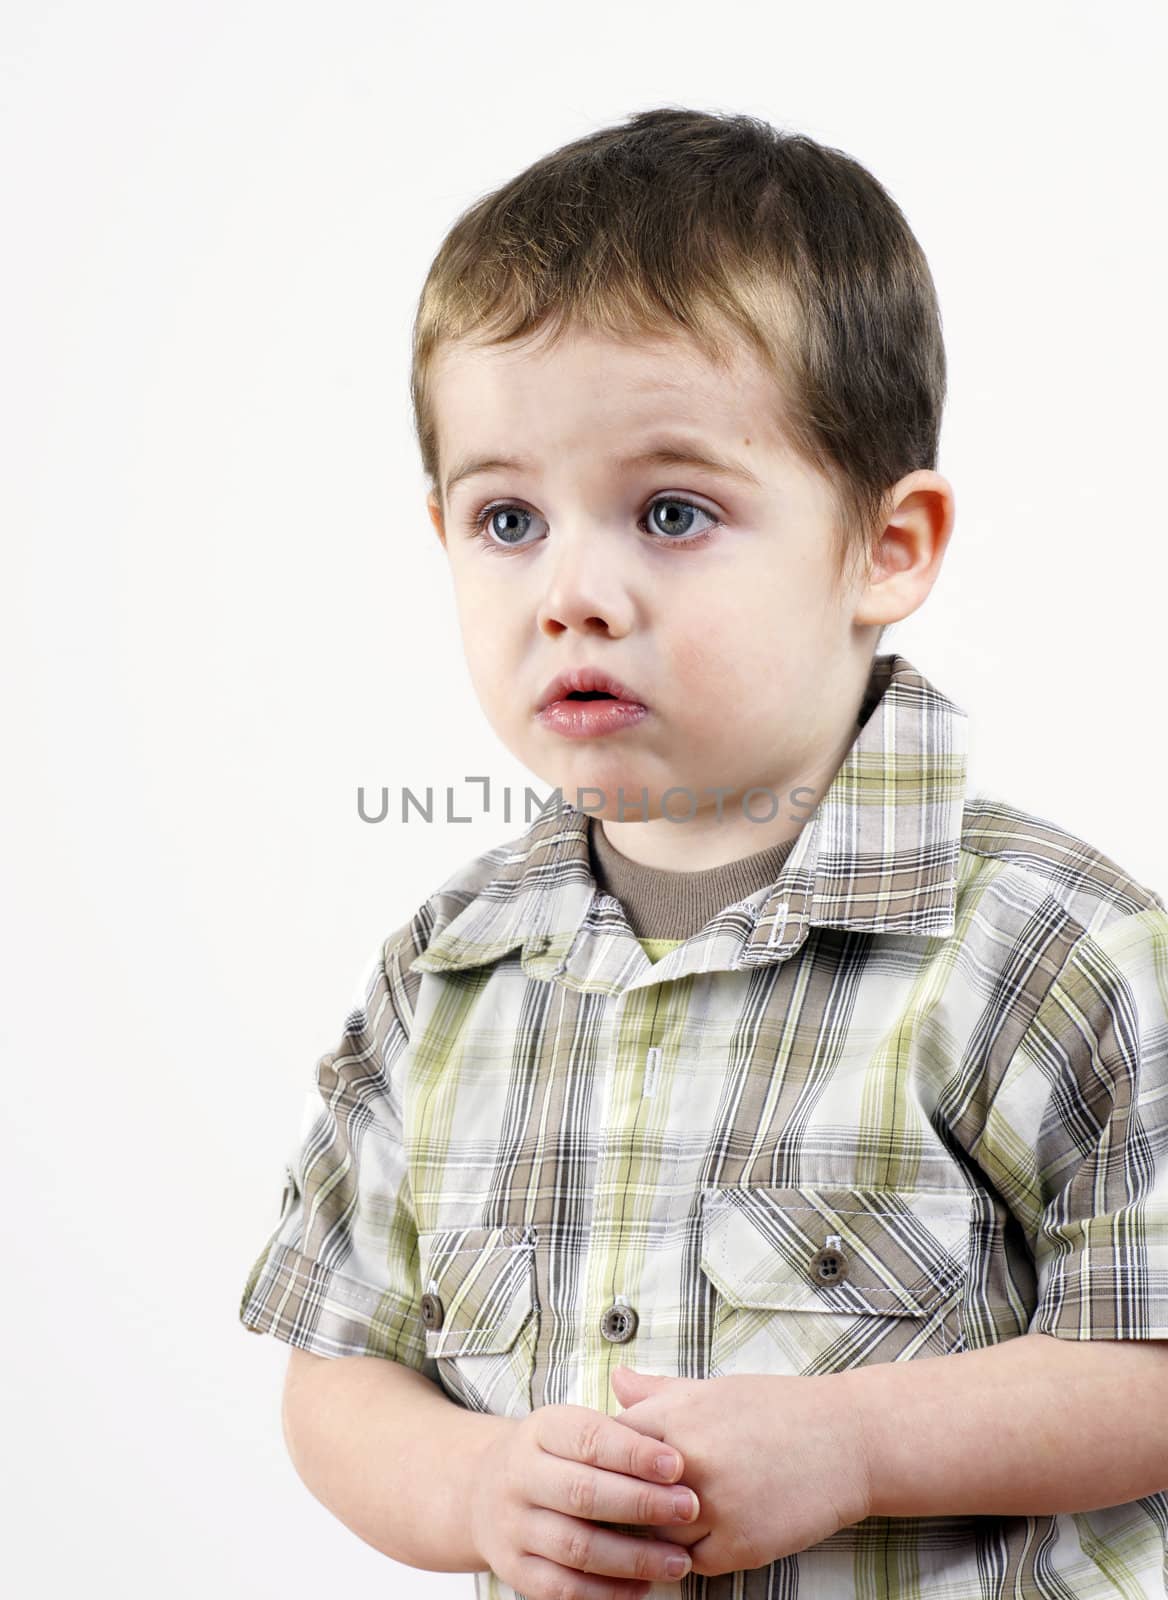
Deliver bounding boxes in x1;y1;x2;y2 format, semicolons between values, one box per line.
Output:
536;697;650;738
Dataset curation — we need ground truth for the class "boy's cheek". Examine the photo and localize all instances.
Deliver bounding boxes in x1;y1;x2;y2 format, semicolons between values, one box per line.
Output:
663;627;734;695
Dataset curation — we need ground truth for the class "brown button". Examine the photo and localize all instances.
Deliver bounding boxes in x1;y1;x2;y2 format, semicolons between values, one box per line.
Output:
599;1302;639;1343
420;1291;444;1330
809;1235;850;1287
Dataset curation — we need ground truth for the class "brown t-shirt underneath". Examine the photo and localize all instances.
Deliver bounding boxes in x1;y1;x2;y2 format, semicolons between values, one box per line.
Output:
588;819;799;944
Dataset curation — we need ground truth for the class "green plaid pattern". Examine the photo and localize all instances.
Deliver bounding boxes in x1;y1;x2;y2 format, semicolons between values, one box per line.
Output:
239;653;1168;1599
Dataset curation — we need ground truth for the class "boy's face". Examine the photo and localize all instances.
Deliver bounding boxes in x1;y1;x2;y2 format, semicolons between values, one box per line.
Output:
425;324;936;851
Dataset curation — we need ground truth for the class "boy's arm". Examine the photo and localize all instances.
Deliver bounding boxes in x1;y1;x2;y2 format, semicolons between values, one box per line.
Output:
847;905;1168;1517
282;1347;514;1572
842;1330;1168;1518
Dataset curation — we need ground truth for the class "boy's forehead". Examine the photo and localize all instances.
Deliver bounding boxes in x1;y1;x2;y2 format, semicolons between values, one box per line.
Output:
432;323;760;402
430;327;791;483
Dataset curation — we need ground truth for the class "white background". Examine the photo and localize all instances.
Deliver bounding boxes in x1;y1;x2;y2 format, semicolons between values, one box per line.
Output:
4;1;1165;1595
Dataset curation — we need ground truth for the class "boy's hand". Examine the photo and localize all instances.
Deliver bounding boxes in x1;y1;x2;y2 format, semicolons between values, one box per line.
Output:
609;1366;872;1578
468;1402;702;1599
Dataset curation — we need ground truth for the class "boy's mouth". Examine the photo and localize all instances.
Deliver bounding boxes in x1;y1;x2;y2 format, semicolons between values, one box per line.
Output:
537;664;648;711
535;664;651;740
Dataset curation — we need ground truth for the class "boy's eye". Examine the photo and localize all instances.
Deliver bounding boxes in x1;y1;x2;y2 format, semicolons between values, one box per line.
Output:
468;496;719;552
476;505;537;548
645;498;714;539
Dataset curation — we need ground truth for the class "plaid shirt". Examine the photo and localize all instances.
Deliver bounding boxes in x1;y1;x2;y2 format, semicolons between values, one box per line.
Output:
239;652;1168;1599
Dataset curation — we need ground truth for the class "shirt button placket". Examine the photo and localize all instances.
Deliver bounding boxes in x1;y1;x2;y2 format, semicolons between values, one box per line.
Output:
586;989;658;1409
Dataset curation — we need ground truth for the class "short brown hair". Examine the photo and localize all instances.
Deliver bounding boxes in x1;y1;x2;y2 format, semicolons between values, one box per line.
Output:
410;105;946;588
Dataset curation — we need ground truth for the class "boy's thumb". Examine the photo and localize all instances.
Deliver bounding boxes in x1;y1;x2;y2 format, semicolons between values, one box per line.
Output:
611;1364;673;1397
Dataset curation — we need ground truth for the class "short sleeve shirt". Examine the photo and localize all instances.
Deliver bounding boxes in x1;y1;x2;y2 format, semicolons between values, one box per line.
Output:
238;651;1168;1600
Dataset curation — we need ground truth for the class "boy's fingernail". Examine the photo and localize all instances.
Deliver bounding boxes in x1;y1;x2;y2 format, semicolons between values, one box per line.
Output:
665;1554;691;1577
654;1452;680;1478
672;1491;699;1521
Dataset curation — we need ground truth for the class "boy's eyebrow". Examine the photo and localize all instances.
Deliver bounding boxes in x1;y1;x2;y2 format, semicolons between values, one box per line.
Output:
443;436;765;501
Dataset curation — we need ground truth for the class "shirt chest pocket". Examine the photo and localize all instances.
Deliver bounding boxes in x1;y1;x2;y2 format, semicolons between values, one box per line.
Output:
416;1224;538;1417
699;1185;975;1379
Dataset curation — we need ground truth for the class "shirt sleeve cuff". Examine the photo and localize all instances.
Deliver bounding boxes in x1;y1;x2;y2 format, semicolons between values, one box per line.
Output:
238;1240;429;1368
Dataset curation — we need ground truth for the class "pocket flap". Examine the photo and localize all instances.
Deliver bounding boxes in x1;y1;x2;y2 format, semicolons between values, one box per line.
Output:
700;1185;973;1318
417;1224;536;1359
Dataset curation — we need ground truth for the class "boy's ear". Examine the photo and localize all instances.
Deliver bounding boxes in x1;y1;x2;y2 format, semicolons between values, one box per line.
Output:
851;471;954;629
426;491;447;549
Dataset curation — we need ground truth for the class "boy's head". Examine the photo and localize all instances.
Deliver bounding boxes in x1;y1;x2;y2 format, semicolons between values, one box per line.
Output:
412;106;954;844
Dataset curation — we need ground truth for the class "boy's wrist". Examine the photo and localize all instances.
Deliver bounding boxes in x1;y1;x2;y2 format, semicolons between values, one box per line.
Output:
833;1370;876;1523
285;1356;521;1573
462;1413;521;1570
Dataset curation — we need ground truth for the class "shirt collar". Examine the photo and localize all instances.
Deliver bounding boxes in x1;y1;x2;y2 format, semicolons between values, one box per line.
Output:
408;652;969;984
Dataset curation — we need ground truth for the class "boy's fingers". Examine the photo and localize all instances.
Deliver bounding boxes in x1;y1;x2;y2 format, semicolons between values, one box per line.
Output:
536;1404;684;1483
516;1550;656;1600
537;1451;700;1532
525;1508;693;1586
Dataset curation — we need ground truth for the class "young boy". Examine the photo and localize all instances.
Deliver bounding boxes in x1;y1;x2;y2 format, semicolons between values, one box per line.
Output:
238;107;1168;1599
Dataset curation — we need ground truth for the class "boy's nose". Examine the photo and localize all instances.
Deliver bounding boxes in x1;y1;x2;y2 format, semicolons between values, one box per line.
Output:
536;541;638;640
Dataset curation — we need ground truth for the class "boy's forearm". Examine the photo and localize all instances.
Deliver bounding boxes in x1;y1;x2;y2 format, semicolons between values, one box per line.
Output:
840;1330;1168;1518
282;1353;514;1571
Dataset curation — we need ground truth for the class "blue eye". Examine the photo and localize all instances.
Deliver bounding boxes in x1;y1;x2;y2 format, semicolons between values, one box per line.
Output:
467;496;720;553
479;505;534;547
646;498;715;540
